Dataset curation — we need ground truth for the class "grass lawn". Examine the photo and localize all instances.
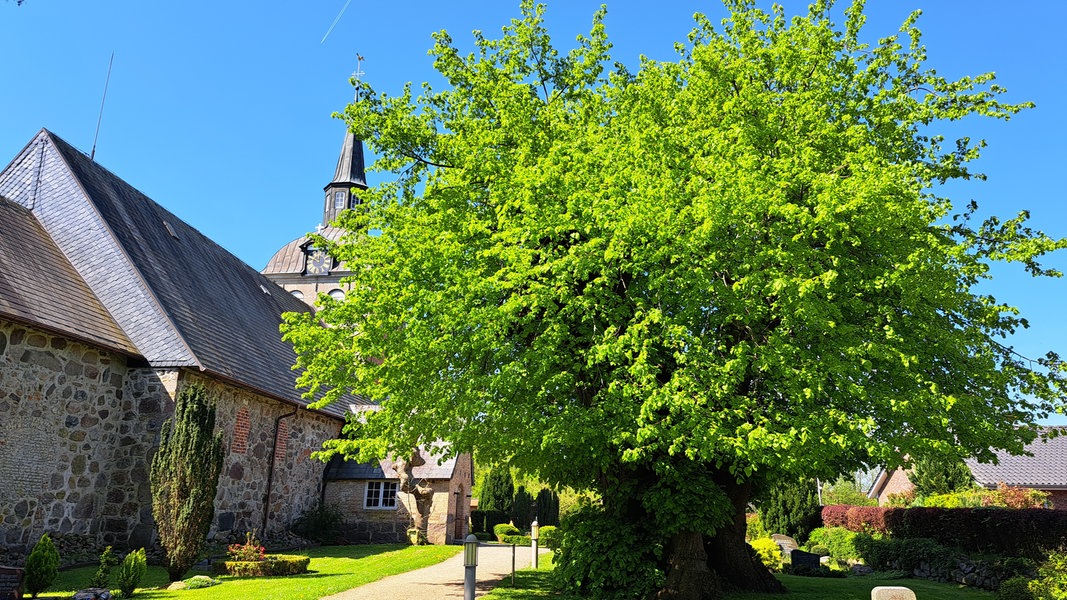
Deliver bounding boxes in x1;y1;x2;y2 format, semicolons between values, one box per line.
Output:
39;544;461;600
483;559;995;600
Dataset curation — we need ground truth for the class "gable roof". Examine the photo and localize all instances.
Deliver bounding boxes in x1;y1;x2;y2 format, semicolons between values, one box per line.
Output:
966;428;1067;489
0;197;137;354
0;129;363;419
324;449;460;482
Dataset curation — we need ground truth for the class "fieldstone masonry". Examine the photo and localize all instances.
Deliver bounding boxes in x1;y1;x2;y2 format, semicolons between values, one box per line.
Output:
0;319;342;560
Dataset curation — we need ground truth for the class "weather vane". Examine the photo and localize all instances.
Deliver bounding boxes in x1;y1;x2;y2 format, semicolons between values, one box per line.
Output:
353;54;365;101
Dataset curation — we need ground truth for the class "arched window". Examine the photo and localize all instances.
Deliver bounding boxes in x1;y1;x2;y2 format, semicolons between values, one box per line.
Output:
291;290;304;300
328;289;345;301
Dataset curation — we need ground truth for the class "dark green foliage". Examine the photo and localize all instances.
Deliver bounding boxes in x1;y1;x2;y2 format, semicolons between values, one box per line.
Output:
502;534;533;546
535;488;560;527
89;545;119;589
115;548;147;598
784;563;846;578
473;531;492;541
149;383;225;581
290;503;344;544
997;576;1036;600
469;509;508;534
480;468;514;514
24;533;59;598
552;503;664;599
511;485;534;531
854;535;957;572
911;455;974;497
538;525;561;549
759;478;822;545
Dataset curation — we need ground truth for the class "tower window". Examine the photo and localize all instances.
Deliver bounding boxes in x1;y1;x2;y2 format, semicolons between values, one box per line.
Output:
328;289;345;302
334;190;346;209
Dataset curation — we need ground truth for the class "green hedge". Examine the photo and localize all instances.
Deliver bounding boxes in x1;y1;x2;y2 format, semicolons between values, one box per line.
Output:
502;534;532;546
212;554;310;577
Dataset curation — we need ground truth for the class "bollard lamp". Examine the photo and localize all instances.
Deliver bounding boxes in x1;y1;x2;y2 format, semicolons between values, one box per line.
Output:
464;534;479;567
531;518;539;541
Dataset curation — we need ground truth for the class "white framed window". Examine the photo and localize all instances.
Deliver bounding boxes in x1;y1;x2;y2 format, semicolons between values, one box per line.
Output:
365;481;398;509
328;289;345;301
290;290;304;300
334;190;347;209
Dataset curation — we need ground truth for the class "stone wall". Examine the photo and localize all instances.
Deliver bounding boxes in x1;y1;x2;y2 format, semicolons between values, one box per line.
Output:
0;318;343;560
184;372;342;542
0;320;167;552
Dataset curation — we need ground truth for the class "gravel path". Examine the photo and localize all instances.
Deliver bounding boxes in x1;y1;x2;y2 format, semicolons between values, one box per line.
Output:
321;543;547;600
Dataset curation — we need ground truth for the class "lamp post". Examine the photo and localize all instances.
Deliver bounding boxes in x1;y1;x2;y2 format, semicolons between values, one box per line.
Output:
464;534;478;600
531;518;539;569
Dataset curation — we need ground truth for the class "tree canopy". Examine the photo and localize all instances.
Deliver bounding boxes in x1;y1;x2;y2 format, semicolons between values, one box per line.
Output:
282;1;1066;596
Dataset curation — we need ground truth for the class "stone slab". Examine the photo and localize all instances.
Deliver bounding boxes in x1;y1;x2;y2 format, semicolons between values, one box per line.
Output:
871;586;916;600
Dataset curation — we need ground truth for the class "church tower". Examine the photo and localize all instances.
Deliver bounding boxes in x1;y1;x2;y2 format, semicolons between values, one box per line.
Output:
262;127;366;305
322;129;367;225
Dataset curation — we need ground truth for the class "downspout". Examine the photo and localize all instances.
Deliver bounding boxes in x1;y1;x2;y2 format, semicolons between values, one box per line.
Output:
262;407;299;534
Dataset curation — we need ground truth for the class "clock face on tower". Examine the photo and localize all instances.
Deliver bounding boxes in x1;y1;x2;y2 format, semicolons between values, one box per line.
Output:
306;249;330;275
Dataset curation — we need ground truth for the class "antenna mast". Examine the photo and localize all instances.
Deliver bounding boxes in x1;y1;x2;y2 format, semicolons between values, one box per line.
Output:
90;52;114;161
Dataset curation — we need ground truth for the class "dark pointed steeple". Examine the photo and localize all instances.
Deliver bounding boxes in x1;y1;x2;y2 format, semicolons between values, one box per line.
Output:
322;128;367;225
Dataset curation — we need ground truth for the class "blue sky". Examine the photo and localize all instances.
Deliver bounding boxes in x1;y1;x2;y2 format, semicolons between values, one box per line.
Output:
2;1;1065;418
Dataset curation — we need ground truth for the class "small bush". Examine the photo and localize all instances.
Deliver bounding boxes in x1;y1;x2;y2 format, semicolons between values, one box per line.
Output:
24;533;60;598
213;554;310;577
1030;548;1067;600
997;576;1036;600
502;534;532;546
116;548;147;598
539;525;561;549
749;538;781;573
746;512;768;541
290;503;344;543
183;575;221;589
808;526;861;561
474;531;492;541
855;535;956;573
89;545;120;589
809;545;830;557
494;523;520;542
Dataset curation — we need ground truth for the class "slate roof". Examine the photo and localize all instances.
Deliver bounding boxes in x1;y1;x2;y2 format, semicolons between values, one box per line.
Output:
0;129;367;420
0;197;137;354
966;428;1067;489
262;226;348;275
327;129;367;191
324;448;459;481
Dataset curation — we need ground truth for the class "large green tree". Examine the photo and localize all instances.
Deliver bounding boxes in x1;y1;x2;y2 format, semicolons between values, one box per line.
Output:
283;1;1066;597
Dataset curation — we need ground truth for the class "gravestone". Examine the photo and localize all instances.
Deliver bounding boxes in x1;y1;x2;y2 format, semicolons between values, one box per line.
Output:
0;566;23;600
871;586;916;600
770;534;798;554
790;549;821;571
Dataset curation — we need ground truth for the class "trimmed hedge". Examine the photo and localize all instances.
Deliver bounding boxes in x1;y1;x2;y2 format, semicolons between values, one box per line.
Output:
821;504;1067;558
494;523;520;542
501;534;532;546
212;554;310;577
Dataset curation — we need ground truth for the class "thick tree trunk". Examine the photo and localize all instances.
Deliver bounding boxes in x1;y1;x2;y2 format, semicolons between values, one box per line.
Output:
705;479;785;594
656;530;721;600
394;451;434;544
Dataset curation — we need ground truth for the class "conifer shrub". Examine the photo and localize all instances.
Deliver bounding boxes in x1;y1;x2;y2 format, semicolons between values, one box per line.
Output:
89;545;120;589
23;533;60;599
758;478;821;544
115;548;147;598
150;383;225;581
538;525;561;549
748;538;781;573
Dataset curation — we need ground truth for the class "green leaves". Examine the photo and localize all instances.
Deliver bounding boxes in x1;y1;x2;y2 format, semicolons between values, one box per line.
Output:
283;0;1064;558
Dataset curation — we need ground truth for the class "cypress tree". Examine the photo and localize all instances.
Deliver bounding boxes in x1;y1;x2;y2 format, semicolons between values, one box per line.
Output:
511;485;533;531
480;467;514;515
150;383;224;581
535;488;560;527
758;478;822;545
23;533;59;598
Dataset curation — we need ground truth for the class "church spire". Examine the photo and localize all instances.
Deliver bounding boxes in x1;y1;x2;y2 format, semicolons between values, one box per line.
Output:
322;130;367;226
322;55;368;226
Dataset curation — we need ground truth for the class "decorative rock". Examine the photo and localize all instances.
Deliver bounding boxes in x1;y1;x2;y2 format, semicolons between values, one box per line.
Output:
850;564;874;576
871;586;916;600
73;588;112;600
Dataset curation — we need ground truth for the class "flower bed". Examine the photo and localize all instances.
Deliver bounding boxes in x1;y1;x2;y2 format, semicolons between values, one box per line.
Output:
212;555;310;577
